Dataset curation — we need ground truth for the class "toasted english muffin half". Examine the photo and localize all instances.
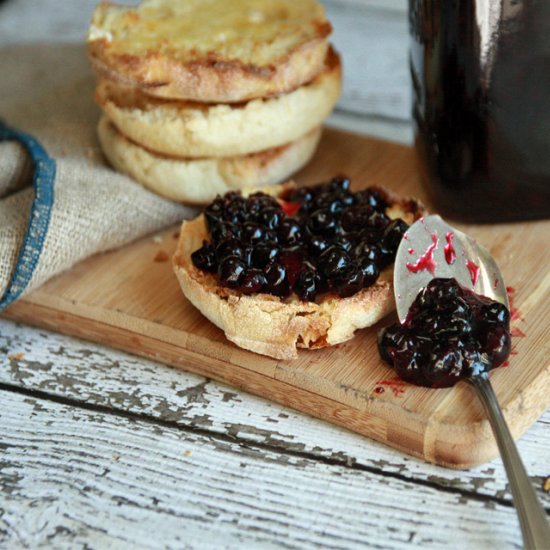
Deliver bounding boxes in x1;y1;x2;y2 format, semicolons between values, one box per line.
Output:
88;0;331;103
97;116;321;204
95;48;341;158
173;191;423;360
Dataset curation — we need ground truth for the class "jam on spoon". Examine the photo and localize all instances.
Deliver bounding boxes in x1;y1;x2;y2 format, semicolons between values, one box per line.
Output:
378;277;511;388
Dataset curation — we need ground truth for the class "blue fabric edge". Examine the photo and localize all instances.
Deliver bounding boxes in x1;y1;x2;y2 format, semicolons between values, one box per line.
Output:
0;120;56;311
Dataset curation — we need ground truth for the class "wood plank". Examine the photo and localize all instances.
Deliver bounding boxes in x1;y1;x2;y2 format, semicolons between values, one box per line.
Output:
2;319;549;509
4;129;550;468
0;389;528;549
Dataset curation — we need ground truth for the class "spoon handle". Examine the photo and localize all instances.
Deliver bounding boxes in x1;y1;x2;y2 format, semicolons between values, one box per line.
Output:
470;375;550;549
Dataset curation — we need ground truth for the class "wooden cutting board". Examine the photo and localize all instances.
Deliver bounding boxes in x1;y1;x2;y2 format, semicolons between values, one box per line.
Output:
4;128;550;468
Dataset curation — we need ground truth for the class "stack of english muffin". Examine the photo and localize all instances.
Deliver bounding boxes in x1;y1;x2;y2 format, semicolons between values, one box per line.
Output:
87;0;342;204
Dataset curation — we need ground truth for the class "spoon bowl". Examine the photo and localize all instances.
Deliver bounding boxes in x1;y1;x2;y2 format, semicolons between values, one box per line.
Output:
393;214;550;548
394;215;508;323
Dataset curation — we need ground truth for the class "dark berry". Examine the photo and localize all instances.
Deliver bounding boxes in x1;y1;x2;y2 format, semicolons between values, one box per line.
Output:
382;219;409;254
366;210;390;231
354;242;380;264
240;269;267;295
247;193;279;218
258;207;282;230
335;266;364;298
481;302;510;328
265;263;290;297
358;228;383;245
204;198;224;229
391;335;426;383
425;348;463;387
482;326;511;366
357;188;388;211
241;222;267;244
319;246;353;281
307;209;337;237
223;196;247;224
215;238;247;262
307;235;330;255
319;193;347;215
333;235;354;253
191;242;217;273
211;222;240;244
250;241;279;268
218;256;246;288
287;187;313;205
341;206;374;232
295;268;319;301
359;261;379;287
328;175;351;192
277;218;302;245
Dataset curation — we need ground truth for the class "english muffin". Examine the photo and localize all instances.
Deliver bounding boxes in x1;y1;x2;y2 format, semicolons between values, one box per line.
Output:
97;116;321;204
173;179;424;359
95;48;341;158
88;0;331;103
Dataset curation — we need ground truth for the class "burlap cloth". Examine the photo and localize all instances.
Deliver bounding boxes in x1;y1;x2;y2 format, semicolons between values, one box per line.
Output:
0;43;196;310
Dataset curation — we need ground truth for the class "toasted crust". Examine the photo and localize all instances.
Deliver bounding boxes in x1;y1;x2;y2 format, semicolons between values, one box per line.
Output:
97;116;321;204
95;48;341;158
88;0;331;103
173;194;424;360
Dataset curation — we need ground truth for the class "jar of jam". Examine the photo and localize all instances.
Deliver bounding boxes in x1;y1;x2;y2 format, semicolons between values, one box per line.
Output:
409;0;550;222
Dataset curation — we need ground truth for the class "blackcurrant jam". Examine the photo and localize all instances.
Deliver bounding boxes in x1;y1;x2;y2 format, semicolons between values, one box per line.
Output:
410;0;550;222
191;178;417;302
378;278;511;388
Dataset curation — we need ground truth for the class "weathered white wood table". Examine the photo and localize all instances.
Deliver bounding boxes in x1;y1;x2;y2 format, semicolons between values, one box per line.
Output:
1;1;549;548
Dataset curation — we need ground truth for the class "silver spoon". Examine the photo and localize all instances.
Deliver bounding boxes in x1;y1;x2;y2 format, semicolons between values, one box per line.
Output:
394;214;549;549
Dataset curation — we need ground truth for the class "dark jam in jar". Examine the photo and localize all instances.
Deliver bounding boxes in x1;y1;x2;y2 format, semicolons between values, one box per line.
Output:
378;278;511;388
410;0;550;222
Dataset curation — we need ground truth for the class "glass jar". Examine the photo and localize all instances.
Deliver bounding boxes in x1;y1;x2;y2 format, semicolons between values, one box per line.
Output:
409;0;550;222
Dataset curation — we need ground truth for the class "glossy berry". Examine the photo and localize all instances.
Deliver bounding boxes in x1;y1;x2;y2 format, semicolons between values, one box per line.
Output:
354;242;380;264
378;278;511;388
250;241;279;268
335;266;364;298
258;207;282;230
241;222;267;244
307;235;330;255
361;188;389;211
359;261;379;287
340;206;374;232
319;246;353;281
240;269;267;295
366;211;390;231
215;238;247;262
204;199;224;229
277;218;302;245
382;219;409;254
191;242;217;273
265;263;290;297
307;209;337;237
224;196;248;224
218;256;246;287
295;268;319;301
481;302;510;327
211;221;239;244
